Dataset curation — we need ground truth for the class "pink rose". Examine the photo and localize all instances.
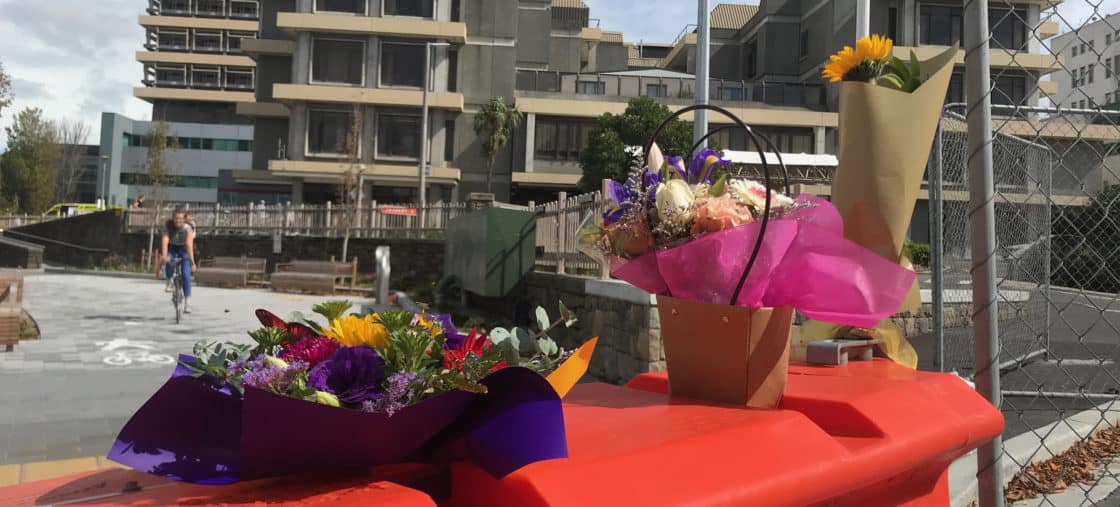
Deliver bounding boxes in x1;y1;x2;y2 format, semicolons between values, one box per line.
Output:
690;194;756;236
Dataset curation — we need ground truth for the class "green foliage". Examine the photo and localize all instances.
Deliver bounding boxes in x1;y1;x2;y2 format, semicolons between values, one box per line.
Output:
473;96;523;193
1;107;60;213
143;121;178;212
312;301;353;323
487;302;579;375
1052;185;1120;292
881;51;923;92
579;97;694;192
248;327;294;357
180;341;253;393
0;60;11;120
903;241;931;268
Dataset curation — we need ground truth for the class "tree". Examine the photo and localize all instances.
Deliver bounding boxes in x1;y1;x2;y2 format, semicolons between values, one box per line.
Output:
54;119;92;203
1;107;60;213
1052;184;1120;293
337;105;364;262
473;97;523;194
0;60;12;120
578;97;694;192
142;121;178;268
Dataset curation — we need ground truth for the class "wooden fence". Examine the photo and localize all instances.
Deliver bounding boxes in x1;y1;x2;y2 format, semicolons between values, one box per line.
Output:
533;190;607;276
125;202;471;240
0;215;53;229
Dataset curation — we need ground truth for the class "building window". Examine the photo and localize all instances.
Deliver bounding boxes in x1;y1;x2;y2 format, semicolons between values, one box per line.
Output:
1108;33;1113;45
451;0;461;21
577;80;606;95
230;0;259;18
1080;42;1086;53
120;173;220;189
744;39;758;78
989;8;1027;50
312;37;365;85
717;85;743;101
225;67;254;89
157;29;188;50
194;30;223;52
447;48;459;92
381;42;425;87
227;31;255;53
315;0;365;14
919;6;962;46
307;109;355;156
196;0;225;16
799;30;809;60
535;117;595;161
191;65;221;88
645;83;668;97
1109;58;1114;78
162;0;191;14
1072;45;1078;57
1088;64;1094;84
383;0;434;18
946;72;964;103
992;75;1026;106
377;113;422;159
1108;93;1113;105
888;8;898;41
444;119;456;162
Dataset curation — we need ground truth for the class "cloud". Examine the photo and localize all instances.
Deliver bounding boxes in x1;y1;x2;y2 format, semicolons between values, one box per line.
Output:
10;78;50;102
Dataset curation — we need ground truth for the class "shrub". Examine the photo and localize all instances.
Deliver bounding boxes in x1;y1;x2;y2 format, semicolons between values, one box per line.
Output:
904;241;931;268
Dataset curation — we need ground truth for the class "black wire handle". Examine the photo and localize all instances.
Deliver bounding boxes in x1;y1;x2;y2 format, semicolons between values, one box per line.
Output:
642;104;791;306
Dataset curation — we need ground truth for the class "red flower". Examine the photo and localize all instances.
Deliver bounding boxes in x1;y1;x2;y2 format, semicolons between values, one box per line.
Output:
255;309;320;341
442;328;506;373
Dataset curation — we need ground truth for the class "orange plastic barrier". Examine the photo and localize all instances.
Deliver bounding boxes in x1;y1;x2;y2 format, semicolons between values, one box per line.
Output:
0;360;1001;506
0;465;439;507
448;359;1003;507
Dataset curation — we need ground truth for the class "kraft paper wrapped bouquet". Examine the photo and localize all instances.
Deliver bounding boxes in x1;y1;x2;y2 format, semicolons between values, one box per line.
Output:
579;104;916;409
800;36;958;367
108;301;597;484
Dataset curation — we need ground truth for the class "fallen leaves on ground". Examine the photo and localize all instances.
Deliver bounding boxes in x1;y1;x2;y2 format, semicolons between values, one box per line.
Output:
1004;424;1120;503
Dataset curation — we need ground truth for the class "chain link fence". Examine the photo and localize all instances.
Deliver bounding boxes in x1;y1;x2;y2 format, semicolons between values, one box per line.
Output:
948;0;1120;503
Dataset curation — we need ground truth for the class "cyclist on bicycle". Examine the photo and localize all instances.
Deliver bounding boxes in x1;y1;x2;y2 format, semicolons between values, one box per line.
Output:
161;208;197;313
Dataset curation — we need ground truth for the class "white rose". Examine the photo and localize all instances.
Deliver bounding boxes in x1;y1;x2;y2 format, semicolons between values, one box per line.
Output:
655;179;696;226
730;179;794;210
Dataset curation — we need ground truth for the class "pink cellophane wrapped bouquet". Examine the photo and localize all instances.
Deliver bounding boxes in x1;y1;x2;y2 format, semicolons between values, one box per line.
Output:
580;144;916;328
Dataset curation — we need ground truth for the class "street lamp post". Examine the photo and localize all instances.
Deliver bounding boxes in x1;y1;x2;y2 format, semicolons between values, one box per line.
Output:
694;0;710;145
420;41;450;227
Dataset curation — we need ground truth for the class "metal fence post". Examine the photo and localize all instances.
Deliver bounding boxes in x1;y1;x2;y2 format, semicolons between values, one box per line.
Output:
931;119;945;373
964;0;1003;504
556;191;567;275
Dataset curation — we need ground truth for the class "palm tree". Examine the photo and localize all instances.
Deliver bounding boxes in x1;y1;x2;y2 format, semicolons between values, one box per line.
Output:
473;97;523;194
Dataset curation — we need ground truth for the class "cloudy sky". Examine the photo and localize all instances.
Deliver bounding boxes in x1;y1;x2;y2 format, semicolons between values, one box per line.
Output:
0;0;1107;148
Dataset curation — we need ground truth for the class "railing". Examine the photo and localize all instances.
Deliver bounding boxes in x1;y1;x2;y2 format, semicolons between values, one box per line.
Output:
0;215;52;229
125;202;470;240
514;70;827;109
533;191;604;276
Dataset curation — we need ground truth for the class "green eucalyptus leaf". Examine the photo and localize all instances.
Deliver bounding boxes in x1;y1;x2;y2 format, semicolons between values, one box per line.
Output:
489;327;511;345
558;301;573;323
503;342;521;367
538;337;559;356
709;174;728;197
535;306;551;331
514;327;533;353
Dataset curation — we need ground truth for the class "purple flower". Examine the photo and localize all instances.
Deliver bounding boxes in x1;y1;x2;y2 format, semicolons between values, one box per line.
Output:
308;346;386;405
239;357;309;394
688;148;729;184
361;372;422;417
666;156;688;180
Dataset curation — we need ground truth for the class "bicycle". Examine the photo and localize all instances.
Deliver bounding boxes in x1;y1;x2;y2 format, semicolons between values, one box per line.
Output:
168;257;185;324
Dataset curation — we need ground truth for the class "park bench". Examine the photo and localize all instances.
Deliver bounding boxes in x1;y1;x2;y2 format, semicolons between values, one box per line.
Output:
271;258;358;295
195;256;268;288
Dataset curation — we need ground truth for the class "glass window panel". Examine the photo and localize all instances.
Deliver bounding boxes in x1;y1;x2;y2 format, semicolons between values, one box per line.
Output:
381;43;424;87
313;38;364;84
308;109;354;154
377;114;421;159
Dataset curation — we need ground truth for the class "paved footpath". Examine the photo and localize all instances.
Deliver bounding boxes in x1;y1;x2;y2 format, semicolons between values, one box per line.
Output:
0;272;369;473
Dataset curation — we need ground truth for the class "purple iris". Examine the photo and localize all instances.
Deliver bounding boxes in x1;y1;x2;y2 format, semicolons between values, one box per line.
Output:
604;180;638;224
688;148;729;184
308;346;386;404
433;313;466;350
666;156;688;179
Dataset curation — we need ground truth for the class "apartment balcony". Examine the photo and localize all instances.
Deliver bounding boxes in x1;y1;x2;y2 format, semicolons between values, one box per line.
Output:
267;160;461;184
272;84;464;111
241;38;296;57
513;70;833;127
138;15;259;32
895;46;1063;75
147;0;260;19
236;101;290;118
133;87;256;104
275;12;466;42
136;51;256;68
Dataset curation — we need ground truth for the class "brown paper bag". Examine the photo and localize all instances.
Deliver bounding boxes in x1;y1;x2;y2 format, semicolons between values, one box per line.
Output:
657;295;794;408
830;45;958;312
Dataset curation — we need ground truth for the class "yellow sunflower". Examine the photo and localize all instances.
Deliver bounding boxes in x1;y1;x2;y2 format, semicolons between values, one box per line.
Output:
323;314;390;348
822;35;894;83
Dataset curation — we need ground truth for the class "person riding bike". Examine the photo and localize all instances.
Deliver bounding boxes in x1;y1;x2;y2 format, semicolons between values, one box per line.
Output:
161;208;197;314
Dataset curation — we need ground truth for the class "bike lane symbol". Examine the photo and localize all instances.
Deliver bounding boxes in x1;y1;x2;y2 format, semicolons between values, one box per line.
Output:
95;339;175;367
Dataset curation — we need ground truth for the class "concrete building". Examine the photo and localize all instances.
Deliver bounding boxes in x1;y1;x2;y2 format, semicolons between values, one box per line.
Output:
234;0;838;205
98;113;259;206
1052;11;1120;109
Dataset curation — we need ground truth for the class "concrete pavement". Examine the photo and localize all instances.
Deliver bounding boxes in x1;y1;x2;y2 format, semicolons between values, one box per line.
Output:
0;272;370;466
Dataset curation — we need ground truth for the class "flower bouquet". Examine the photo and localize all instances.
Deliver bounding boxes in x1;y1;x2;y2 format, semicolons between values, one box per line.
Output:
108;301;596;484
800;36;958;367
580;104;917;408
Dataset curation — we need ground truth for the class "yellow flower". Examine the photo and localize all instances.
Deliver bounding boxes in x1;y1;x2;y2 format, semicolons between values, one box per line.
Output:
822;35;893;83
414;315;441;336
313;390;340;407
323;314;389;348
856;34;893;62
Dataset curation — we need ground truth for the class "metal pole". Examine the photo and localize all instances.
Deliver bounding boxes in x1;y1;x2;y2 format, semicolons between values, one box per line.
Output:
931;121;945;373
693;0;710;145
964;0;1003;504
420;42;431;225
856;0;870;37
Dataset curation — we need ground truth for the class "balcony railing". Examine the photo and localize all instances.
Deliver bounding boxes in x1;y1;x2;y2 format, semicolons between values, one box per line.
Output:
515;70;827;109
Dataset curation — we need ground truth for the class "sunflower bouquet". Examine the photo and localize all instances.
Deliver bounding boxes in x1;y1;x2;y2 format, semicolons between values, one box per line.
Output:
797;35;959;367
108;302;596;484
